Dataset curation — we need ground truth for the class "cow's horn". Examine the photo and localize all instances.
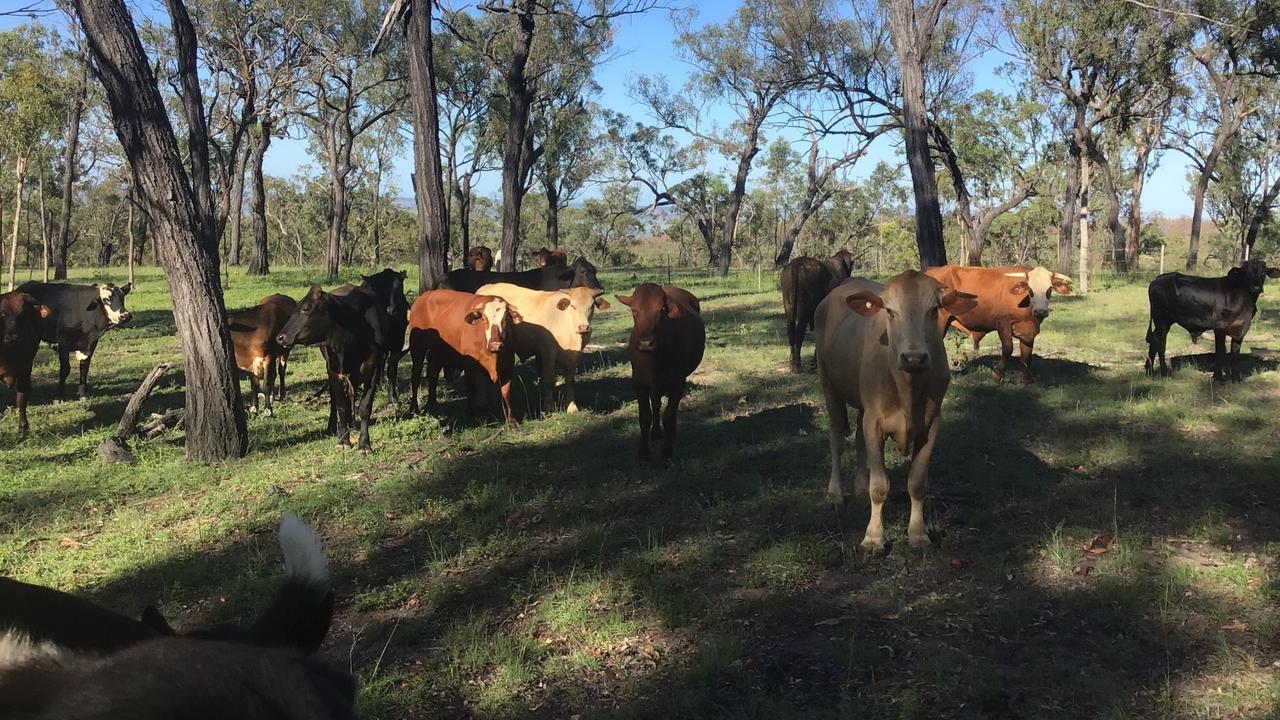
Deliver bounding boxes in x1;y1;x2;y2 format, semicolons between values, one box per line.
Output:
1004;272;1027;279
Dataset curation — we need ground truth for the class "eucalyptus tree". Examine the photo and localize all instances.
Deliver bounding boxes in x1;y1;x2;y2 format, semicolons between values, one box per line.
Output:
634;1;810;275
438;0;657;271
0;25;67;290
435;23;497;261
1206;87;1280;261
1006;0;1183;277
301;0;405;280
73;0;247;460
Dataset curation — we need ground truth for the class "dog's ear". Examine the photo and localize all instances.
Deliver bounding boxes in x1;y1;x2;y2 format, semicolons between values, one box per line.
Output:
140;605;177;635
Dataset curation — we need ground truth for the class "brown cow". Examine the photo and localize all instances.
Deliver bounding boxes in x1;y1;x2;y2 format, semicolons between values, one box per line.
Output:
227;294;297;415
466;246;494;272
815;272;976;551
922;265;1072;384
616;284;705;462
0;291;51;438
535;247;567;268
407;289;522;426
781;249;858;373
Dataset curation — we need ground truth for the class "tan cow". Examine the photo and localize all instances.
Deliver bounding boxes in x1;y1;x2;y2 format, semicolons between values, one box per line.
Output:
815;271;976;551
477;282;609;413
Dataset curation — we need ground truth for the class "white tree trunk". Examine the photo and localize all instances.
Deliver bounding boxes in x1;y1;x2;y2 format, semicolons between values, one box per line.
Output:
8;155;28;292
1078;157;1091;294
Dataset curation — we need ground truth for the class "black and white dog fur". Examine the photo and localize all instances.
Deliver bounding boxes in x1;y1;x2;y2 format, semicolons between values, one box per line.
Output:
0;515;356;719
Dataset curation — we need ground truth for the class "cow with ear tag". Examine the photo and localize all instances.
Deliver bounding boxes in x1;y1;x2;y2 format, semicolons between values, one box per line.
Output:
407;289;523;426
815;271;978;551
922;265;1072;384
0;292;53;438
616;283;705;462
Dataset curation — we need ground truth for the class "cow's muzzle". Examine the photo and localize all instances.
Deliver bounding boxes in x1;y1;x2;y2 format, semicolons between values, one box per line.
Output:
1032;308;1050;320
487;341;503;353
117;312;133;325
636;338;656;352
276;332;294;348
899;352;929;373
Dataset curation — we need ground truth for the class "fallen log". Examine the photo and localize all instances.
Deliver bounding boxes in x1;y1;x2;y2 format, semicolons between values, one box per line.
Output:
99;363;173;464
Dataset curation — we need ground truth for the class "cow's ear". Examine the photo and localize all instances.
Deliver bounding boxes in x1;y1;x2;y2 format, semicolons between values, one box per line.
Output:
615;294;633;307
665;301;684;318
508;306;523;324
845;291;885;317
1009;282;1031;296
556;297;572;311
140;605;176;635
594;296;611;310
465;310;484;324
940;289;979;316
1051;279;1073;294
1228;266;1243;279
120;282;132;295
559;268;575;282
37;304;52;320
307;285;324;299
86;298;101;311
1267;267;1280;279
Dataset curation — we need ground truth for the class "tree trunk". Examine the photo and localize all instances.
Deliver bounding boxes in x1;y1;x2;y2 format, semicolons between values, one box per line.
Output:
456;174;472;260
497;3;536;272
546;182;560;250
718;147;757;277
247;119;271;276
1078;156;1091;294
1057;125;1083;276
38;165;50;283
1243;174;1280;255
888;0;947;268
75;0;246;461
371;152;383;267
8;154;28;292
1127;159;1146;272
407;0;451;292
1088;141;1126;272
55;49;88;281
227;141;248;265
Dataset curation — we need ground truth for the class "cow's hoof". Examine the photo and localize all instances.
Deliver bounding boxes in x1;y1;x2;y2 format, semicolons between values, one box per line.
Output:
358;444;373;454
908;534;932;550
992;371;1005;384
826;491;846;509
566;402;578;414
859;536;886;553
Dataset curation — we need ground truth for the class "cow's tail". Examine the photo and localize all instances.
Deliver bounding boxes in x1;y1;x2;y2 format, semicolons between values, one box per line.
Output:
246;514;334;654
1145;315;1153;345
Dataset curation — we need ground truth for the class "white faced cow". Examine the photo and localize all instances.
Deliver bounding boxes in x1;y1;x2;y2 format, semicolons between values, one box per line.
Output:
476;282;609;413
815;271;976;551
16;281;133;401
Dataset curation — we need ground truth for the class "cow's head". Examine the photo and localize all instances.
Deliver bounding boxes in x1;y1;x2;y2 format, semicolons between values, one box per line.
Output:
91;283;132;327
276;286;332;348
617;283;680;354
0;292;51;345
466;246;494;272
552;287;610;352
560;256;602;291
1004;267;1071;320
465;295;521;353
1228;259;1280;294
845;271;978;374
362;268;408;316
828;249;856;279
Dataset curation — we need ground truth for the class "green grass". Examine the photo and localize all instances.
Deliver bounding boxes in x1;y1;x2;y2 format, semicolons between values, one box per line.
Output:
3;264;1280;718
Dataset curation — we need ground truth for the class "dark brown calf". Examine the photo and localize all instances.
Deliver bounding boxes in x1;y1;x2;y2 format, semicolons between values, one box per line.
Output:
227;293;297;414
780;250;856;373
407;289;521;426
617;284;705;461
535;247;567;267
466;246;494;272
0;292;51;438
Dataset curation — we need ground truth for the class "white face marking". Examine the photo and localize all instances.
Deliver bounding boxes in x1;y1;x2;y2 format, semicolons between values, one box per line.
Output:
98;285;127;325
1025;267;1054;314
482;299;508;348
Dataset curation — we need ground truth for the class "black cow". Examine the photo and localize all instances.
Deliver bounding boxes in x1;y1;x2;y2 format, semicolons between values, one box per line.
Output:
0;514;354;720
0;292;52;438
16;281;132;401
277;285;388;451
446;256;602;294
358;268;409;405
781;249;856;373
1145;259;1280;381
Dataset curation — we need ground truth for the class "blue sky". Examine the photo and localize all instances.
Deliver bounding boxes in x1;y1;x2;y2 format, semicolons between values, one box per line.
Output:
3;0;1197;218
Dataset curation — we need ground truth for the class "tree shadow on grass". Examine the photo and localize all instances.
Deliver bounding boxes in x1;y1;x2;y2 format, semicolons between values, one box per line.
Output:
1166;351;1279;378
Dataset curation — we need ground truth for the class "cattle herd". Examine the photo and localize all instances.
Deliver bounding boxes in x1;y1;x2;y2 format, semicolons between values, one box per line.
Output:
0;244;1278;717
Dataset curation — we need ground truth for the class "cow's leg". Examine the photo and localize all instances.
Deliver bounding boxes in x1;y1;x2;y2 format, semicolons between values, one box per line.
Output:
336;374;356;448
1213;330;1227;381
407;348;423;414
860;413;889;552
15;378;30;439
905;421;941;549
276;354;288;401
971;331;987;353
787;306;804;373
325;372;339;436
1230;336;1243;382
385;350;400;406
636;384;653;461
821;377;849;506
56;349;71;402
264;356;278;414
356;375;377;453
853;410;869;499
499;379;516;428
1145;319;1171;376
993;327;1013;383
77;342;97;400
248;372;264;414
564;365;579;414
427;358;442;411
1017;335;1036;385
660;389;682;461
650;390;664;437
539;354;557;414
